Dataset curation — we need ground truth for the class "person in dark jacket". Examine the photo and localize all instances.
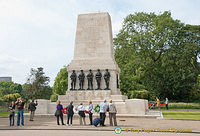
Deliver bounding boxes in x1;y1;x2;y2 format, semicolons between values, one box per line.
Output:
55;100;65;125
15;97;25;126
9;101;15;126
66;101;74;126
88;100;93;125
28;99;38;121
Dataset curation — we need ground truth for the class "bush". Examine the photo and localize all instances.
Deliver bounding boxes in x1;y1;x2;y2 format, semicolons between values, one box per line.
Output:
50;94;58;102
2;93;21;102
168;102;200;109
128;90;149;99
189;88;200;101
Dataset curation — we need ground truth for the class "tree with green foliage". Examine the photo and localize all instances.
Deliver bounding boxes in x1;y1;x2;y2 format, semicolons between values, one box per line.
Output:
0;81;22;95
114;11;200;101
0;81;22;101
52;66;68;95
22;67;52;100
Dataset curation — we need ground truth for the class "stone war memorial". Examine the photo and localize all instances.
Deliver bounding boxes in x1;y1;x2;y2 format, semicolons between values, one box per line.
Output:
36;12;161;117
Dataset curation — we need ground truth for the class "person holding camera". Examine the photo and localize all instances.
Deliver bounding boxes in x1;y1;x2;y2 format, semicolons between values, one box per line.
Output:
15;97;25;126
28;99;38;121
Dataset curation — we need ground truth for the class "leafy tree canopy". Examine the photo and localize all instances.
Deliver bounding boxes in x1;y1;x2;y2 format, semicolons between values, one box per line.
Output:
0;81;22;98
53;66;68;95
22;67;52;100
114;11;200;101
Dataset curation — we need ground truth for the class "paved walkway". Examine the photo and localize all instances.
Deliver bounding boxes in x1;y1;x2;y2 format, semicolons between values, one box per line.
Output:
0;116;200;136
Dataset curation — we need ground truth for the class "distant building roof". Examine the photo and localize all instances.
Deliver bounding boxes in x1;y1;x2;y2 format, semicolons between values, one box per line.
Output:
0;77;12;82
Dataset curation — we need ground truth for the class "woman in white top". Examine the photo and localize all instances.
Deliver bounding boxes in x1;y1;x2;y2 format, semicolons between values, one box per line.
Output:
165;98;169;110
78;103;86;125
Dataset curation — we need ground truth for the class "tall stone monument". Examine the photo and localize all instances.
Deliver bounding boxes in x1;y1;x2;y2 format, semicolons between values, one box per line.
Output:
59;13;146;113
67;12;120;94
58;12;148;115
36;12;161;118
58;13;123;102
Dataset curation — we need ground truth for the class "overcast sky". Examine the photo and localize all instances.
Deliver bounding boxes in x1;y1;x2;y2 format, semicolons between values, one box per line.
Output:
0;0;199;86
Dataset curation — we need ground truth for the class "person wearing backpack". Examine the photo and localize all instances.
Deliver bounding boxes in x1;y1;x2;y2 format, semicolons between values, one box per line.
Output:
78;103;86;125
28;99;38;121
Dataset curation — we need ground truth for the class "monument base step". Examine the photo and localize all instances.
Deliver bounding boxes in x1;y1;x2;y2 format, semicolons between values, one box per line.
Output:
36;98;151;116
58;90;123;102
26;113;161;119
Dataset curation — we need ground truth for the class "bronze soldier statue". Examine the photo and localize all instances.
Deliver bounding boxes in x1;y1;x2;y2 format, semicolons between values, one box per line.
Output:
95;69;102;90
70;70;77;90
104;69;110;90
78;70;85;90
87;69;93;90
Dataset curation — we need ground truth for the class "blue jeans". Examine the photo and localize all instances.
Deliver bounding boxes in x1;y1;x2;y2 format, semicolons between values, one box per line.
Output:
17;110;24;126
9;113;15;126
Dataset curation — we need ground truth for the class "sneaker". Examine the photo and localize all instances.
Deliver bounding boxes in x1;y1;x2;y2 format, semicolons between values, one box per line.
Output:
66;124;69;126
71;124;73;126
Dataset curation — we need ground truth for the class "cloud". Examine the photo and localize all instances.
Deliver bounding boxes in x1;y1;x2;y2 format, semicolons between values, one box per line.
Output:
0;0;199;86
126;0;200;25
0;55;29;82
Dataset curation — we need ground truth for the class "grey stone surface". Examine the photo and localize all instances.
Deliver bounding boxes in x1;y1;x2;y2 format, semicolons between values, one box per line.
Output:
0;116;199;136
67;12;120;94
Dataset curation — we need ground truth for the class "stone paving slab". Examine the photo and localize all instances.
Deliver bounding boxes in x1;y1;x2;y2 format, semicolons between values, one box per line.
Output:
0;116;200;136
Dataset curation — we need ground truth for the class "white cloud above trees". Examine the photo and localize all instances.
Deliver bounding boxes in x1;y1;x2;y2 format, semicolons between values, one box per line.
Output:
0;0;199;85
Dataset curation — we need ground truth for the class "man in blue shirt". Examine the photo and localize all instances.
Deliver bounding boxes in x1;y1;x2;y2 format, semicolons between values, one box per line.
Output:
100;99;108;126
88;100;93;125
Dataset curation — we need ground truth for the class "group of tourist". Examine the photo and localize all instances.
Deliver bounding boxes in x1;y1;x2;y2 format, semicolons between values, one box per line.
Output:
155;97;169;110
8;97;117;127
8;97;38;126
8;96;169;127
55;99;117;127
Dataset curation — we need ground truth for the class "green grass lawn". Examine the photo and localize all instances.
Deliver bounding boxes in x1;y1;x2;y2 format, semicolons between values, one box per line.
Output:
0;111;29;117
149;102;200;109
162;111;200;120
